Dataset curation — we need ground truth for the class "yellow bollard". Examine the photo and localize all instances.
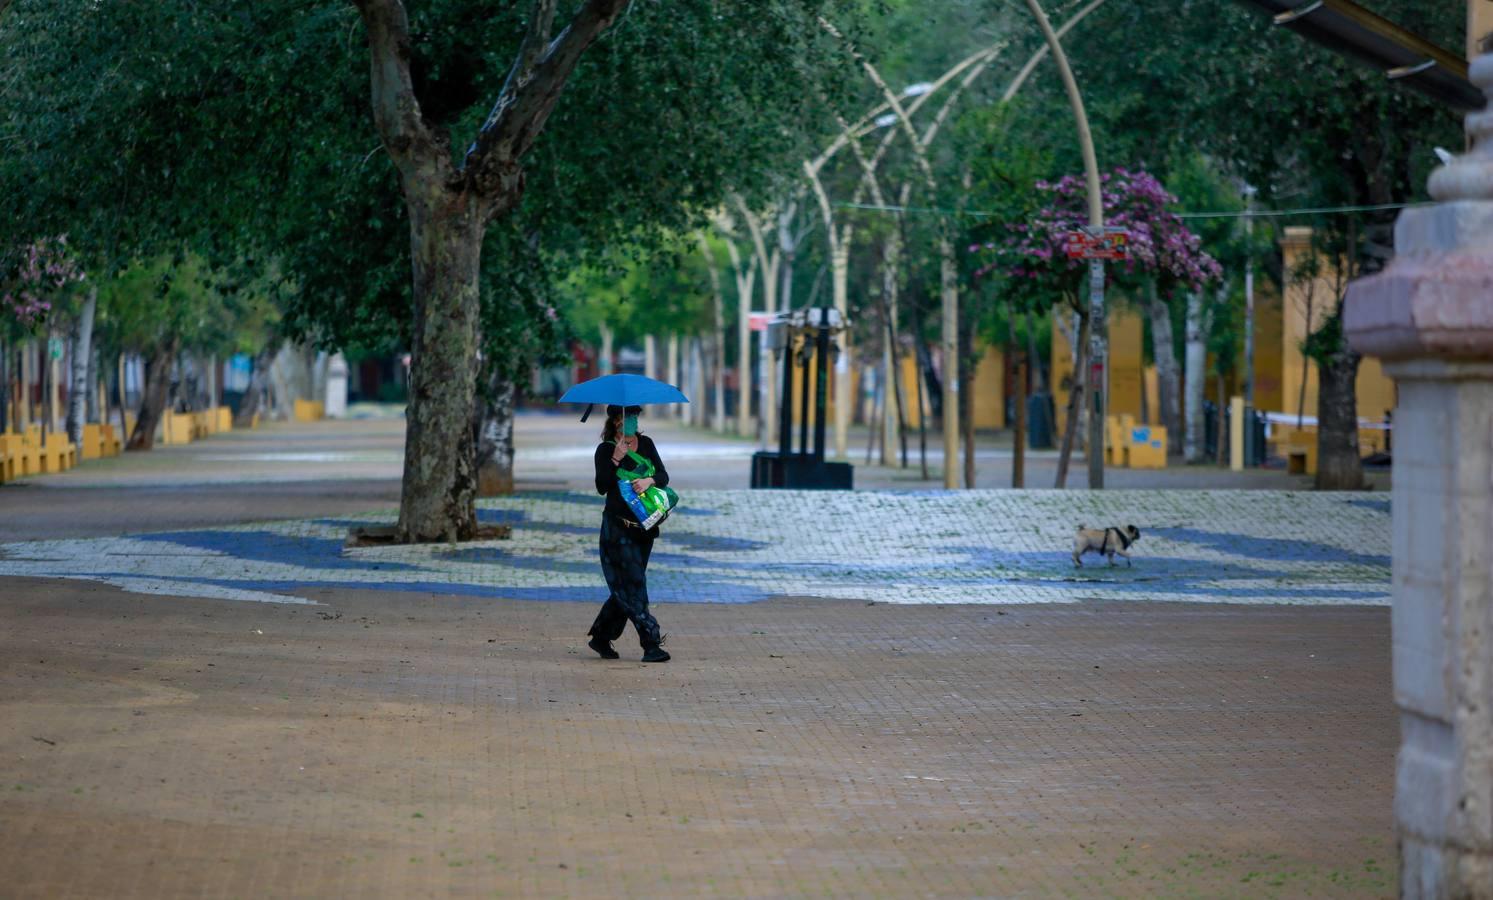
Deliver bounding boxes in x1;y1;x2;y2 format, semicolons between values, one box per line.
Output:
1229;396;1245;472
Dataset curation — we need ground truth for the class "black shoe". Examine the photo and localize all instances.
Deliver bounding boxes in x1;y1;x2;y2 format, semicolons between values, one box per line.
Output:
641;634;670;663
587;635;619;659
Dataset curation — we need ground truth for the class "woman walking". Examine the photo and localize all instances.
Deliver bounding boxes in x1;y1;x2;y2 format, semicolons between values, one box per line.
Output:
587;404;671;663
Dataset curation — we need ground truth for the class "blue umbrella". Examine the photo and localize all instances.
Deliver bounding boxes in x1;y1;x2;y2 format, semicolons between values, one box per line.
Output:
560;374;689;421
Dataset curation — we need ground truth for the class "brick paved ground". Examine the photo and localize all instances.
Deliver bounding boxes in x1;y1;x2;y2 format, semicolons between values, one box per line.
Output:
0;578;1393;898
0;415;1397;897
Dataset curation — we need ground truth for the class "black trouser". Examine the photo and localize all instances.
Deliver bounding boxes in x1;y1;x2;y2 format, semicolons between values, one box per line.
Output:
589;515;662;648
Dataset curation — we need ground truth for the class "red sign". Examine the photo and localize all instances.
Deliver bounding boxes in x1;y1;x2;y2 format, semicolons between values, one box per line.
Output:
1064;228;1130;260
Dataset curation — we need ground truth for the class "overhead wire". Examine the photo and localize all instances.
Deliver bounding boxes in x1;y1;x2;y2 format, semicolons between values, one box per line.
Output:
832;199;1431;220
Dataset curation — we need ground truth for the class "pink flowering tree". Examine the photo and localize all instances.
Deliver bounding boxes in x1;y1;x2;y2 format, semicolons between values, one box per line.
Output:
973;168;1220;484
0;235;89;437
975;167;1219;306
2;235;85;332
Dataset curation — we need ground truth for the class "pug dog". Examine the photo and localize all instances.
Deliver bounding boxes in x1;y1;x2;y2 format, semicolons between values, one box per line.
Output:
1072;524;1141;568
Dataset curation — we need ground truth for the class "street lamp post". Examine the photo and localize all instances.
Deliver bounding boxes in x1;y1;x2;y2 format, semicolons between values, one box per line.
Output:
1021;0;1106;489
1242;183;1257;410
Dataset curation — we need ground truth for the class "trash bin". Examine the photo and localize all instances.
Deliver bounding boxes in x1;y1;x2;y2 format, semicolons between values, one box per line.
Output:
1027;392;1055;450
1202;400;1219;460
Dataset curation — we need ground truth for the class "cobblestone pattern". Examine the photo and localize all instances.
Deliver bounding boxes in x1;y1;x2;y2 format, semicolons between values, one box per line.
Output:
0;490;1390;606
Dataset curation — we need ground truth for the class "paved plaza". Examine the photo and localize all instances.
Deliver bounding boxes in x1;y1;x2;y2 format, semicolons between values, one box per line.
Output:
0;415;1397;897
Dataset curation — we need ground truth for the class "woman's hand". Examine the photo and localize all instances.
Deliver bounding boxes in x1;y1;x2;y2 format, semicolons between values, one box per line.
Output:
611;435;637;463
631;477;655;494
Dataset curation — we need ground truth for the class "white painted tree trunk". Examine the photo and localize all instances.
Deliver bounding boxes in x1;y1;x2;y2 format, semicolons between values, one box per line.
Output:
667;333;679;419
1184;291;1206;463
732;255;755;438
696;231;730;434
20;341;33;430
66;288;97;450
473;367;516;497
599;323;614;376
712;324;725;433
831;240;850;457
644;334;657;382
691;336;707;427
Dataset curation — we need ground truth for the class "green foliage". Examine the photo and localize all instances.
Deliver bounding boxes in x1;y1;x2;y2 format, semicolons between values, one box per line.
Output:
1;0;863;369
90;252;281;361
1302;306;1346;367
563;237;713;348
93;255;220;358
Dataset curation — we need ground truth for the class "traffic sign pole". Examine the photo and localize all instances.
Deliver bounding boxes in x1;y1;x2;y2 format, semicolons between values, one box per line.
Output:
1087;256;1105;491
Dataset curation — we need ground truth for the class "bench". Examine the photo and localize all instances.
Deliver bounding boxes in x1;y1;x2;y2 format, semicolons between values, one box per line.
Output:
1126;425;1168;469
41;432;76;473
164;412;196;445
293;399;325;422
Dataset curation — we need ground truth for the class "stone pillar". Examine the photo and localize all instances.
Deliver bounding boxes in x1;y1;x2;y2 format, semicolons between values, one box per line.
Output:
1343;50;1493;899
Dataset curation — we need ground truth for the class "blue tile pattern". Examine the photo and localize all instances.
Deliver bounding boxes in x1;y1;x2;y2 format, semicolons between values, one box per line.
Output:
0;490;1391;607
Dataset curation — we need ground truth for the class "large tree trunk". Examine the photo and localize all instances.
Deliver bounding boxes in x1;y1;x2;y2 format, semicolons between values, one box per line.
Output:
473;365;516;497
396;200;484;543
1183;290;1206;463
235;348;274;428
128;339;177;451
65;288;98;450
1146;282;1182;456
1055;308;1088;489
268;342;295;420
1315;342;1364;490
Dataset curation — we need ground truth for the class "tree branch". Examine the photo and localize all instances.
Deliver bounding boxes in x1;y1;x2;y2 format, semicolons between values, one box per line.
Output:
464;0;631;185
351;0;443;180
479;0;558;136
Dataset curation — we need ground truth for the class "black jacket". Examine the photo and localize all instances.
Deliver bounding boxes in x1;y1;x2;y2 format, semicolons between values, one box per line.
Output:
595;435;670;521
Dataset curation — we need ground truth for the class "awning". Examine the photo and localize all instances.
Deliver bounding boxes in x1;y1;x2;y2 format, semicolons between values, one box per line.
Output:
1235;0;1484;112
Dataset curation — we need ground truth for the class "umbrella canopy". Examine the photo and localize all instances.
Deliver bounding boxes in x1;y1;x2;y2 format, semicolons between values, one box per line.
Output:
560;374;689;421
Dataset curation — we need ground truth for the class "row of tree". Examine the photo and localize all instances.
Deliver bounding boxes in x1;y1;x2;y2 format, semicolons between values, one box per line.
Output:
1;239;285;450
3;0;1463;533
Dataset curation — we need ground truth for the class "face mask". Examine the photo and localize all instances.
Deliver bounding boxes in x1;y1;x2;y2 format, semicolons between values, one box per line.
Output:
622;415;639;437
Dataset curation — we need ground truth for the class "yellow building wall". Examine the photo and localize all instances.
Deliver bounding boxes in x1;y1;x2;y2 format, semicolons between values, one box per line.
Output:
1253;279;1285;415
900;353;931;429
1275;226;1396;421
1050;305;1144;436
792;341;940;432
1357;356;1396;423
972;344;1005;430
1108;308;1144;420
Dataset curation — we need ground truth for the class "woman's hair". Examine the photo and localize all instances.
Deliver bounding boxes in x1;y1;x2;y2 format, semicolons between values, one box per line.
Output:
600;405;643;442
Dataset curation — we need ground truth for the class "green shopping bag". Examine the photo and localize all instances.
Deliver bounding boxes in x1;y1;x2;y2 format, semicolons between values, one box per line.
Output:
615;449;679;529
